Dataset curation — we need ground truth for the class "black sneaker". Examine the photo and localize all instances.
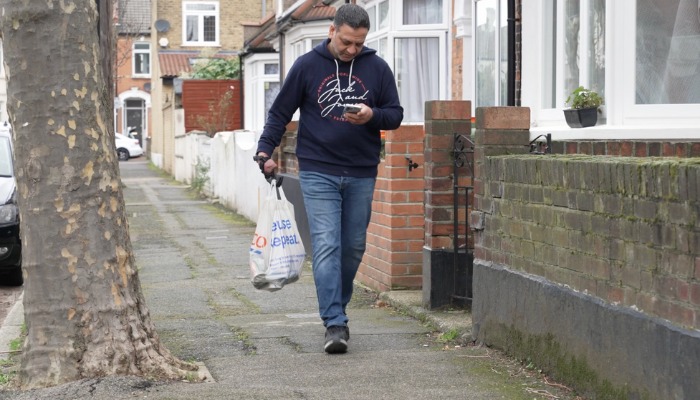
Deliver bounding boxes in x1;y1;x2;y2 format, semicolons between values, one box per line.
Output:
324;325;348;354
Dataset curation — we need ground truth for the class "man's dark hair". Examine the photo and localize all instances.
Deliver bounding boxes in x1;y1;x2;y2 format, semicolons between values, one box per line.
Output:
333;4;370;30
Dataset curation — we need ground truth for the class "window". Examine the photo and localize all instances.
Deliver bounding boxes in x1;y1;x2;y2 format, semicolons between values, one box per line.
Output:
285;26;327;79
132;42;150;77
475;0;511;108
363;0;448;123
244;54;280;132
367;0;389;33
541;0;605;110
522;0;700;136
183;1;219;46
263;64;280;119
395;37;439;122
636;0;700;105
403;0;443;24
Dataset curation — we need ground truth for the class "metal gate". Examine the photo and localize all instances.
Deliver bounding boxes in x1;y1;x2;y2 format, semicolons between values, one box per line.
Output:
451;132;475;307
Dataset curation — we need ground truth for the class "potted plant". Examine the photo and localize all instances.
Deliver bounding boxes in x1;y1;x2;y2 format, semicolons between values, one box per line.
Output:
564;86;603;128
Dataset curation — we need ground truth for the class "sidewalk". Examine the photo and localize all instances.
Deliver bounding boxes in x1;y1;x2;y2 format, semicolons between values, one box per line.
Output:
0;160;578;400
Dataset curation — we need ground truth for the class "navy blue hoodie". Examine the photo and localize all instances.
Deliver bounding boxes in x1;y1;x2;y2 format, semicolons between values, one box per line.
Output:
257;39;403;178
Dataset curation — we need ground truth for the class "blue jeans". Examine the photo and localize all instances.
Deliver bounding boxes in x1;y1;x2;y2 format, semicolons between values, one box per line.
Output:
299;171;376;328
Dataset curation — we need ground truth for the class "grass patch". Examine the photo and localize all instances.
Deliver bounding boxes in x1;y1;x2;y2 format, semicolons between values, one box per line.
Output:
437;328;460;343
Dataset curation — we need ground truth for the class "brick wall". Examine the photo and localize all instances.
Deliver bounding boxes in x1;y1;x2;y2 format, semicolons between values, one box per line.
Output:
155;0;272;50
478;154;700;330
359;125;425;291
471;107;700;399
553;139;700;158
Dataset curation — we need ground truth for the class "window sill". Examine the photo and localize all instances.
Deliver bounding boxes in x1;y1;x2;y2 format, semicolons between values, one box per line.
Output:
181;43;221;48
530;124;700;141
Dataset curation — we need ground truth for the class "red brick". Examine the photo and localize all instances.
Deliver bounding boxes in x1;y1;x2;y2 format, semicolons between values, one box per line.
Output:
662;142;675;156
607;141;621;156
620;141;633;156
387;179;425;192
475;107;530;129
475;130;529;146
387;125;425;142
578;141;592;155
635;142;648;157
691;143;700;157
690;282;700;306
425;100;471;121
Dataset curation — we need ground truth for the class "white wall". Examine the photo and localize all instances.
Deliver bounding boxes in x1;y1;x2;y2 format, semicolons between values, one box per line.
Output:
173;129;271;222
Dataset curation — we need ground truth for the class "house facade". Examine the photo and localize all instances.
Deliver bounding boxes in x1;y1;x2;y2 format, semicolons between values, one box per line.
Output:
148;0;275;171
115;0;153;150
242;0;699;139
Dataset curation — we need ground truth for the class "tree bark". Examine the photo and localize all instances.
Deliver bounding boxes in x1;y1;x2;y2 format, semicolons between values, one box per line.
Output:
0;1;195;389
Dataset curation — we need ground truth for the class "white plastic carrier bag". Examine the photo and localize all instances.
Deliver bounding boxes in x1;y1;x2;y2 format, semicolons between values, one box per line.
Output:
249;179;306;291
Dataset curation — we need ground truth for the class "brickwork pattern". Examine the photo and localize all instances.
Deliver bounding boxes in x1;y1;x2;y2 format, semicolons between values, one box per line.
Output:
276;124;427;292
155;0;273;50
359;125;426;291
477;154;700;330
423;101;472;250
553;140;700;158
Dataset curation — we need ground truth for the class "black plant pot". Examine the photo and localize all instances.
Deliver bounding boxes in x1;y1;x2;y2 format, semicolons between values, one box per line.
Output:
564;107;598;128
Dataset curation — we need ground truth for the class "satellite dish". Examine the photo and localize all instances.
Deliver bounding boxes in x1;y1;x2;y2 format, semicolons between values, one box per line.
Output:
154;19;170;33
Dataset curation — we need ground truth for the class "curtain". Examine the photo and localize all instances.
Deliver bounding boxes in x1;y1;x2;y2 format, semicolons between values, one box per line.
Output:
637;0;700;104
396;37;439;122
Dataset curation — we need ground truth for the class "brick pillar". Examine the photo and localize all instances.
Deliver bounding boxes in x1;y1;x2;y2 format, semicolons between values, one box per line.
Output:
422;100;471;309
471;107;530;262
358;126;425;291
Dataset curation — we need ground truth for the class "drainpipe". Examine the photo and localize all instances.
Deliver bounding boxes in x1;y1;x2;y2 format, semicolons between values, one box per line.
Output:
507;0;515;106
239;52;245;129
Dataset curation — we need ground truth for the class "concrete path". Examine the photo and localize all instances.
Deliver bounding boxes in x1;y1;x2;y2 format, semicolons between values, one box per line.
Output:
0;160;581;400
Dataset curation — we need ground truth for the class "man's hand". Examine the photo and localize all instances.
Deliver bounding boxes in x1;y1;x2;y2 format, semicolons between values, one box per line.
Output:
254;153;278;177
344;104;373;125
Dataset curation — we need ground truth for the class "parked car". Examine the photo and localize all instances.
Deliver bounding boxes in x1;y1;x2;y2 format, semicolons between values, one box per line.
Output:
115;132;143;161
0;135;22;286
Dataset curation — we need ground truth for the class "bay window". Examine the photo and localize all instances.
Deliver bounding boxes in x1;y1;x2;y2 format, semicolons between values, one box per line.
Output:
522;0;700;137
362;0;448;123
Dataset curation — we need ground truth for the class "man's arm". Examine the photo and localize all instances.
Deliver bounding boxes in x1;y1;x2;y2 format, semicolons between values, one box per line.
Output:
366;65;404;131
256;59;306;157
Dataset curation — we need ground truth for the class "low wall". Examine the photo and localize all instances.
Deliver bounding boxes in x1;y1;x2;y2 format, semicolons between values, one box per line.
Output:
472;108;700;399
173;130;271;223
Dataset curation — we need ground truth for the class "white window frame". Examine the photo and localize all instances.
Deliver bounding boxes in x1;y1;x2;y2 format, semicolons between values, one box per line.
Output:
361;0;450;124
132;41;151;78
522;0;700;140
244;53;280;132
284;24;328;79
182;1;220;47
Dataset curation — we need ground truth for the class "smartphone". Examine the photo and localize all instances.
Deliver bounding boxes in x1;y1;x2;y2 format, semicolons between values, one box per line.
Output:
343;104;362;114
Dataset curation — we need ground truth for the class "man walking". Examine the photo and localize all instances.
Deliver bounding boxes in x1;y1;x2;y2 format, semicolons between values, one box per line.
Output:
255;3;403;354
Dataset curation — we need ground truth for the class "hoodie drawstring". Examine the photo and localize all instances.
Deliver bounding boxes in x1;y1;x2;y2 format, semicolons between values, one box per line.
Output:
334;59;355;102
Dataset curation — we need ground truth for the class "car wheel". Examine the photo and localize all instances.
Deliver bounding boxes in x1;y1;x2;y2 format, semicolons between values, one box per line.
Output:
117;148;130;161
2;266;23;286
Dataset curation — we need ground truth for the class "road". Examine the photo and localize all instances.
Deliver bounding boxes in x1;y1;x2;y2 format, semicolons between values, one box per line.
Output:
0;286;21;326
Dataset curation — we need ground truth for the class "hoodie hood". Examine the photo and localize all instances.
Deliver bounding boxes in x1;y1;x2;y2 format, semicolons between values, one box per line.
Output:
257;38;403;178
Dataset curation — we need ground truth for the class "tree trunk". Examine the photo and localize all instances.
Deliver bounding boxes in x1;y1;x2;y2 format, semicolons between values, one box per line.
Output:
0;1;195;389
